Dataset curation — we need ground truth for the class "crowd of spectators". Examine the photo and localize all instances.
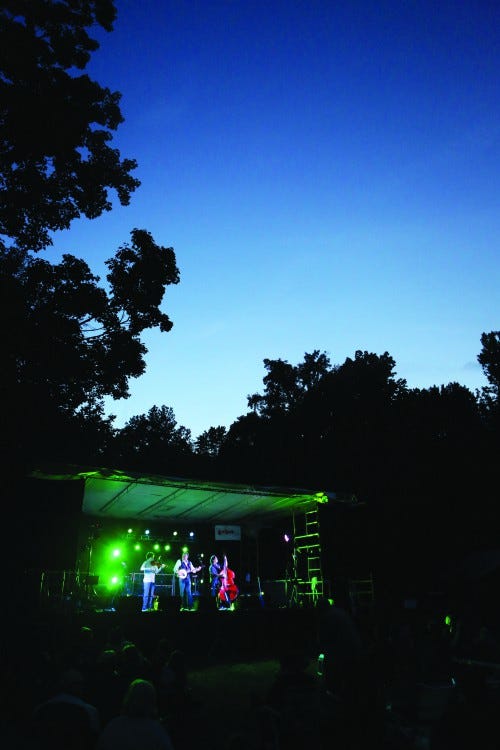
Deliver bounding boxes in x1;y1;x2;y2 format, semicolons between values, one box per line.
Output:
3;598;500;750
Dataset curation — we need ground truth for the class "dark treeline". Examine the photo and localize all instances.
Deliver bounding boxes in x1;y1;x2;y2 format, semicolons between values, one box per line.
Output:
1;3;499;582
92;343;500;502
102;345;500;567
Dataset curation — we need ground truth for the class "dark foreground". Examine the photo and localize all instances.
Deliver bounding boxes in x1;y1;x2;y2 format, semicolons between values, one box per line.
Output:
4;601;500;750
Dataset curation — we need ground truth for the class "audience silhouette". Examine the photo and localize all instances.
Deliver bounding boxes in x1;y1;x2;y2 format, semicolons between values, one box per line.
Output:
9;597;499;750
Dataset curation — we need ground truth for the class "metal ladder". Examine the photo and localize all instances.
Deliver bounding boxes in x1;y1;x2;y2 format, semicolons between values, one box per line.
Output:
293;506;325;604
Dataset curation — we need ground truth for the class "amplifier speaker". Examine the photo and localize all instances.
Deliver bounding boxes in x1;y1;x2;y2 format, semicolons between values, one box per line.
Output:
236;593;264;611
116;595;143;613
262;580;287;607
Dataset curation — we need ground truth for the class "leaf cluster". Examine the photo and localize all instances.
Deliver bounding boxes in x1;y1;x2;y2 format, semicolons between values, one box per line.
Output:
0;0;139;250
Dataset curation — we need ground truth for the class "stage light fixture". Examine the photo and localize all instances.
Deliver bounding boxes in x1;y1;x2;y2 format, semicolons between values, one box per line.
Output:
182;545;188;554
189;531;194;537
112;548;121;557
164;544;171;552
134;543;141;551
283;534;290;543
315;492;328;504
145;529;150;535
127;528;133;534
173;531;178;536
154;543;160;551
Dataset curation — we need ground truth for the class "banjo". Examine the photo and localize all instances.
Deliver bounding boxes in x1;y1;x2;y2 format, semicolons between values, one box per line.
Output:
176;565;202;579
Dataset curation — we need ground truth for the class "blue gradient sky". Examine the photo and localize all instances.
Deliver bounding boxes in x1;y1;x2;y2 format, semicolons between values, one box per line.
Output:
48;0;499;438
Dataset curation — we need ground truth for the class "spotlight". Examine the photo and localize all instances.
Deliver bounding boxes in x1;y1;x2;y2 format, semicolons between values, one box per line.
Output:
145;529;150;536
127;528;133;534
164;544;171;552
189;531;194;538
173;531;178;537
283;534;290;543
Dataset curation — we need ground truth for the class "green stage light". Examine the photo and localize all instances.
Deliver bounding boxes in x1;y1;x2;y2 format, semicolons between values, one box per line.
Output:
154;543;160;551
182;546;188;554
164;544;171;552
112;548;121;558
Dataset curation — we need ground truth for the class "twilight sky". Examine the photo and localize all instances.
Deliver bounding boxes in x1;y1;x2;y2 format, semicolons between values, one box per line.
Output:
48;0;500;438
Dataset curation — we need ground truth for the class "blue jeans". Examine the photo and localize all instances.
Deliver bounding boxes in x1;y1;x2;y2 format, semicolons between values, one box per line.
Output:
210;580;221;597
179;576;193;609
143;581;155;610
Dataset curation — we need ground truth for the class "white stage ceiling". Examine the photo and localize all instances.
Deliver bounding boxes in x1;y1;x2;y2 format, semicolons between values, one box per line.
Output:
30;466;347;524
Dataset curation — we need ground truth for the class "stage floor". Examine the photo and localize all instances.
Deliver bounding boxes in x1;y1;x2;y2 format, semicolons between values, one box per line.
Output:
23;598;321;665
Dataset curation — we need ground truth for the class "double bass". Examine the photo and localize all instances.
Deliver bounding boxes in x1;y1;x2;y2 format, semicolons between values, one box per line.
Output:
218;554;238;607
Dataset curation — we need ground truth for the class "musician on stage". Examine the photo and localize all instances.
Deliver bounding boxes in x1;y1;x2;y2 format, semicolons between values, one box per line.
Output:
209;555;224;598
140;552;165;612
217;554;239;610
173;552;201;611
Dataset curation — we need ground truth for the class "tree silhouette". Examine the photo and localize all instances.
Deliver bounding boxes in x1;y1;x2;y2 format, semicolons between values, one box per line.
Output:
0;2;179;470
110;405;193;474
195;426;227;457
477;331;500;433
478;331;500;398
0;0;139;251
1;230;179;466
248;350;331;417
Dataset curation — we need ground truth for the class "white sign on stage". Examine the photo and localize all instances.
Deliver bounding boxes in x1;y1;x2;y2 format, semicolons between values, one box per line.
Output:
214;524;241;541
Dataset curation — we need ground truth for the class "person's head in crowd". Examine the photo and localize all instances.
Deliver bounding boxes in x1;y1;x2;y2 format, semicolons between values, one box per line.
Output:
122;679;158;718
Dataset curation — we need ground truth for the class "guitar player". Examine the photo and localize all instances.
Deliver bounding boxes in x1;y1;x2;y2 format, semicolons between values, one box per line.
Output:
173;552;202;611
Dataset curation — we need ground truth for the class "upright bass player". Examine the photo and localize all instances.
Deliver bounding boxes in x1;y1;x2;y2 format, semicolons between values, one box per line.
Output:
218;554;239;610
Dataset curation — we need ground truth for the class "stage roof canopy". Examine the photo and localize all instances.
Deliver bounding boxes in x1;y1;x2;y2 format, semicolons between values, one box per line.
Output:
31;466;355;524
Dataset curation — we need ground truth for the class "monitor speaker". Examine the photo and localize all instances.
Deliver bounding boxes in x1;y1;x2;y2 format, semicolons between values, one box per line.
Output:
116;595;142;613
236;593;265;611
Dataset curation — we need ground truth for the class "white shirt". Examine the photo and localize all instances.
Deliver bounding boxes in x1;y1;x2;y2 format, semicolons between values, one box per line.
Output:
141;559;162;584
